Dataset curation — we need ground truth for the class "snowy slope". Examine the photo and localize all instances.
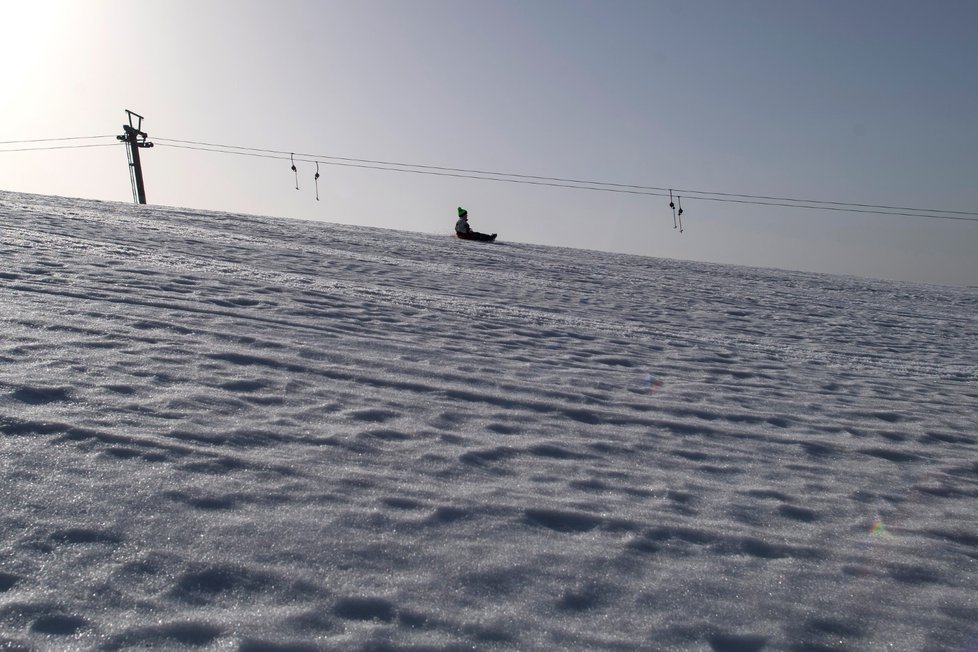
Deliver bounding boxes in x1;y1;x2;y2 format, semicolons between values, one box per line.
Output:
1;190;977;651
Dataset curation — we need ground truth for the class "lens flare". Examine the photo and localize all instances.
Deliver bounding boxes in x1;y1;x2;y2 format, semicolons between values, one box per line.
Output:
641;373;663;394
869;517;890;538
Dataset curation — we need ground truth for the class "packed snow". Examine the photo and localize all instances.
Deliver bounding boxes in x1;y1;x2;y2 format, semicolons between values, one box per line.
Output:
1;190;977;651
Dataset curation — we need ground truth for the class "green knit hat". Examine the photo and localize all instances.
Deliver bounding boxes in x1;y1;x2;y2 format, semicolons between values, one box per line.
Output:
457;206;468;218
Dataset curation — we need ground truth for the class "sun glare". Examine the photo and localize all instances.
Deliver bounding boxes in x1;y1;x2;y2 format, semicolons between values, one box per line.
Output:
0;1;74;91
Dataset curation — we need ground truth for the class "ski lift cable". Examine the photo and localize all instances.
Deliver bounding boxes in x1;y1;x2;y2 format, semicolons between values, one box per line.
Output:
0;143;120;153
152;142;978;223
155;138;978;223
156;142;673;197
151;136;978;218
5;132;976;220
0;135;117;145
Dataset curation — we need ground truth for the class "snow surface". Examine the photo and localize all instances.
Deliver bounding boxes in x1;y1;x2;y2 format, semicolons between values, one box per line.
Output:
1;190;977;651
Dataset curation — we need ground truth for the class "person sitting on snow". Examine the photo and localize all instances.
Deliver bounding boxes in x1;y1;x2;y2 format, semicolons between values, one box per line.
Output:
455;207;496;242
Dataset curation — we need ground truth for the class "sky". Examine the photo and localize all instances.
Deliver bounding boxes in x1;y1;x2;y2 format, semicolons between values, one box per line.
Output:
2;0;977;287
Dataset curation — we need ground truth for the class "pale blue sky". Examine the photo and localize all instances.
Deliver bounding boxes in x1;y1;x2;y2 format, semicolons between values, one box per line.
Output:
2;0;976;286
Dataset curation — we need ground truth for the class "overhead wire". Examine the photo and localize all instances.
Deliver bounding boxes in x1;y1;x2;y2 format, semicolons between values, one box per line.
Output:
3;133;975;224
154;141;673;196
0;135;119;154
151;137;978;217
0;143;120;153
152;137;978;223
0;135;116;145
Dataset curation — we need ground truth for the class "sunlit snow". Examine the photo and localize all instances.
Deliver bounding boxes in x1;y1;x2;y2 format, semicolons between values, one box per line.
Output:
1;191;977;651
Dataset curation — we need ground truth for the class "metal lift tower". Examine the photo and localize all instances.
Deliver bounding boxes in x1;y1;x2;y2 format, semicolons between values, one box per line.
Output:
117;110;153;204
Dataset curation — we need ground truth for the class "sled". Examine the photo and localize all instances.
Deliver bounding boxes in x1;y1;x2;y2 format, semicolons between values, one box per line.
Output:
456;232;497;242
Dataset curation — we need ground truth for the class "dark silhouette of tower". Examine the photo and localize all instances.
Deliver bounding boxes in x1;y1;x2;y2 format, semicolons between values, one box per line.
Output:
117;110;153;204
